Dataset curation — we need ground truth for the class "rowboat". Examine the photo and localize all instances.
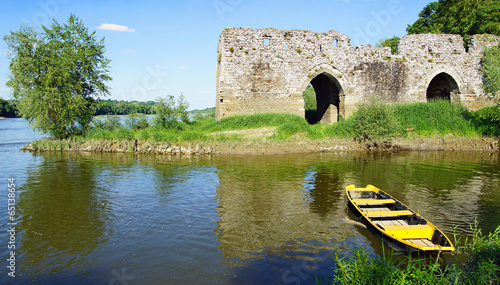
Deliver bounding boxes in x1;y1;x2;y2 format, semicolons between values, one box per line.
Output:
346;184;454;252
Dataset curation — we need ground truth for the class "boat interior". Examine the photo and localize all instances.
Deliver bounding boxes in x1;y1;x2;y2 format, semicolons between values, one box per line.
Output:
348;190;453;249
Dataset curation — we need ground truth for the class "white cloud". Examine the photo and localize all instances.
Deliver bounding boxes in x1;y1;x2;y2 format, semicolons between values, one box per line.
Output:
121;50;135;55
96;23;135;32
178;66;187;70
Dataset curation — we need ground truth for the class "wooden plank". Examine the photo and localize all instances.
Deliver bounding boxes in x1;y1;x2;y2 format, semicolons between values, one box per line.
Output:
393;220;403;226
353;199;395;205
407;239;428;247
398;219;409;226
365;210;413;217
365;207;390;211
421;239;435;247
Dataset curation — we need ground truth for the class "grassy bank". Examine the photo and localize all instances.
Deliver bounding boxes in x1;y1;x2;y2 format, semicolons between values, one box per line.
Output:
321;223;500;284
24;100;500;153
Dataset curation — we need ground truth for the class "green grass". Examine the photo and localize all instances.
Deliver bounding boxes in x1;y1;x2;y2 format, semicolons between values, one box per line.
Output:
321;223;500;285
43;100;497;145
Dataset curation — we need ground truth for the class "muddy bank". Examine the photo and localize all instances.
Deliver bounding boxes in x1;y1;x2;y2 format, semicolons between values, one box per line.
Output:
21;136;499;155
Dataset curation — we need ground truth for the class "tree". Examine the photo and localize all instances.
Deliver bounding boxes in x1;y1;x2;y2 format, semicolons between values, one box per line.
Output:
407;0;500;38
153;95;177;128
376;36;400;55
153;94;190;128
406;2;442;35
4;14;111;138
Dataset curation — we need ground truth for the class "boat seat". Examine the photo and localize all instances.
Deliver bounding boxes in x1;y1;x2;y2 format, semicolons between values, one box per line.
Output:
383;225;434;239
353;199;395;205
364;210;413;217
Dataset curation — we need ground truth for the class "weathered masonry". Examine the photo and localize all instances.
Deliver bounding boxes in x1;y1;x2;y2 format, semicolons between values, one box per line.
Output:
215;27;500;123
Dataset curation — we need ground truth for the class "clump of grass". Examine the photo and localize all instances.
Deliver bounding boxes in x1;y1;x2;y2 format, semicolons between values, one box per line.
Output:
321;223;500;285
393;100;478;137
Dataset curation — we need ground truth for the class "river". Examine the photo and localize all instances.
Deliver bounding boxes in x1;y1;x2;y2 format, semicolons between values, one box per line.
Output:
0;118;499;284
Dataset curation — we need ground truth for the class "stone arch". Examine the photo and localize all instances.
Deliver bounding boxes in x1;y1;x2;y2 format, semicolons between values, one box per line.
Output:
425;69;462;102
300;65;345;124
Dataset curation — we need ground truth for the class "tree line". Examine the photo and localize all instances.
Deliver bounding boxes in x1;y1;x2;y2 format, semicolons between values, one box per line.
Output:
1;98;168;118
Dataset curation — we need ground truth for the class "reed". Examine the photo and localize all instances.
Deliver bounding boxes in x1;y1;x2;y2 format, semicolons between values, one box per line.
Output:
320;223;500;285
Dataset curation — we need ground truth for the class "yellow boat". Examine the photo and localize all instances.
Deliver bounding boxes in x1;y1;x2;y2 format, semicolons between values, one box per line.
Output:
346;184;455;252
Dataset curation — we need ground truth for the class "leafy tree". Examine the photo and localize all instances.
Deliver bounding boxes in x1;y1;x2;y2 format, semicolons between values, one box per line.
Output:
153;94;190;128
153;95;177;128
406;2;442;35
376;36;400;55
176;93;190;124
4;14;111;138
407;0;500;38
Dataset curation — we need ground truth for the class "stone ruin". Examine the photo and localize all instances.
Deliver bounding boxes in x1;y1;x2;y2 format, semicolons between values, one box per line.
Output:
215;27;500;123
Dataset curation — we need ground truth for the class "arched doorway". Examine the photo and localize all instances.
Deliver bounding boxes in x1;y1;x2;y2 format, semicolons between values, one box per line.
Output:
426;73;460;101
303;72;343;124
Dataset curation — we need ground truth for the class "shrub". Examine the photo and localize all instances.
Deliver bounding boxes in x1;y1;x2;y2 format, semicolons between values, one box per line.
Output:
92;116;123;131
468;105;500;137
351;100;401;142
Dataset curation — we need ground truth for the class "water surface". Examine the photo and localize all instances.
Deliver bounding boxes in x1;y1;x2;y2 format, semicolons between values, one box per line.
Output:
0;118;499;284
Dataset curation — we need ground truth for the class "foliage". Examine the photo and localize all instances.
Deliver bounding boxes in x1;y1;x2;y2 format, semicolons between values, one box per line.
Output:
482;45;500;96
406;1;442;35
92;116;123;131
153;94;190;129
350;99;402;142
467;105;500;137
376;36;400;55
0;98;18;118
303;84;318;123
407;0;500;38
393;99;477;137
324;224;500;285
125;113;150;130
95;99;155;116
4;14;111;138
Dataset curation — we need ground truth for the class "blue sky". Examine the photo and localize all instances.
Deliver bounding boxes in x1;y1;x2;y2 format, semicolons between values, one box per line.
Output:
0;0;432;110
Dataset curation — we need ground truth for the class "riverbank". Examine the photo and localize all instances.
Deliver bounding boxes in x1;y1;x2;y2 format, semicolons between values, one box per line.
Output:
20;100;500;154
21;136;499;155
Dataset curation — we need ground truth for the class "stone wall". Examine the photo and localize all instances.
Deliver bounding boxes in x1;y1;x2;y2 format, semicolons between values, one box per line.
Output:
216;27;500;122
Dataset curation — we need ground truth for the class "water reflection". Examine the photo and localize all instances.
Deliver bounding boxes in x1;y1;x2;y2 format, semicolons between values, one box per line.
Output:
8;149;500;284
214;155;358;266
18;152;110;279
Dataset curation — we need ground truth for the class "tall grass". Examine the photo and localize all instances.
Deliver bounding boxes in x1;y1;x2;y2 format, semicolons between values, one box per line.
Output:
71;100;494;144
393;100;477;137
322;224;500;285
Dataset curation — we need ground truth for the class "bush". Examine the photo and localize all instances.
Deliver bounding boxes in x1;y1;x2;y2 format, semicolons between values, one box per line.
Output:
92;116;123;131
351;100;402;142
153;94;190;129
468;105;500;137
125;114;150;130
